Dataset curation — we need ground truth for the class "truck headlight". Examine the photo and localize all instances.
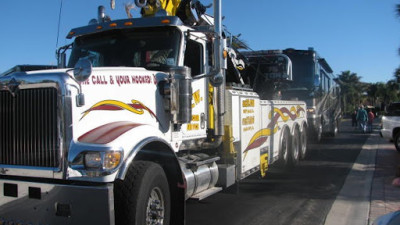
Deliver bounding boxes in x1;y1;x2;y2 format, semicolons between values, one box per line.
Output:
84;151;122;170
85;152;102;168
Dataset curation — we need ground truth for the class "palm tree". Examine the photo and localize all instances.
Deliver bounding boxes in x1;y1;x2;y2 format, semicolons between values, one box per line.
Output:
337;71;365;113
367;83;378;106
394;66;400;82
386;79;400;103
394;4;400;84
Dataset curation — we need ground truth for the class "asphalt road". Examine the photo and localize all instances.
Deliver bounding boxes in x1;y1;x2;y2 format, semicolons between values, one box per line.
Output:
186;120;370;225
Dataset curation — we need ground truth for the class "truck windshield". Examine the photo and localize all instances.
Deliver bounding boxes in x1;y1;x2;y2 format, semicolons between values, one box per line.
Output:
284;53;314;90
250;56;288;80
68;27;181;71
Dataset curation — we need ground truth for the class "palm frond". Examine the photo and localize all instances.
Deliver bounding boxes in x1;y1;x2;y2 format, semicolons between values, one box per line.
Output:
396;4;400;17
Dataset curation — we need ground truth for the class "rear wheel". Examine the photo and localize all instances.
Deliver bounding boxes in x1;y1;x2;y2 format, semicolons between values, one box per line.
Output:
279;128;290;168
288;128;300;167
300;128;308;159
114;161;171;225
394;132;400;152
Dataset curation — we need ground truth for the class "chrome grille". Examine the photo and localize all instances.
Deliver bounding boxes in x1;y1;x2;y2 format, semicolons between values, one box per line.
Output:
0;88;59;167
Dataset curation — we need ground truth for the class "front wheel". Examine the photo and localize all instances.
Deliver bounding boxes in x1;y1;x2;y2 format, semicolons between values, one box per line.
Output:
309;124;322;143
114;161;171;225
329;120;338;137
317;123;323;141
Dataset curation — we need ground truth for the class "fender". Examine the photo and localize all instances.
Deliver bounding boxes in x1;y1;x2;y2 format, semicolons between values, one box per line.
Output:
116;136;179;180
113;125;185;225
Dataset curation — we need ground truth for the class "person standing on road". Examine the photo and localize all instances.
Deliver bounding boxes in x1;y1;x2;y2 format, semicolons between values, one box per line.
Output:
356;106;368;133
351;110;358;129
367;109;375;133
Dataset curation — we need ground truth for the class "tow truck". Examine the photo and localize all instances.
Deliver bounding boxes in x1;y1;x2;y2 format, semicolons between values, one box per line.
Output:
0;1;307;224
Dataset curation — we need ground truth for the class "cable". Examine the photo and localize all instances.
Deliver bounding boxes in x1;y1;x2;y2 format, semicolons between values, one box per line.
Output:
55;0;64;53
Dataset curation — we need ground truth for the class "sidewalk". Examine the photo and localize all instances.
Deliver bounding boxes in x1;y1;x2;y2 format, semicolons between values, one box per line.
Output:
324;119;400;225
369;124;400;224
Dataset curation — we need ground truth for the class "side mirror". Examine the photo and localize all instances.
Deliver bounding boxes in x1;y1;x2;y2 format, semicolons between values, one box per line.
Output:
314;74;320;87
58;52;66;68
74;59;92;82
56;43;72;69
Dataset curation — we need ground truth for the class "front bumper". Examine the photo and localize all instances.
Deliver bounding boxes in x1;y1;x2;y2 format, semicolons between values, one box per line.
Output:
0;178;114;225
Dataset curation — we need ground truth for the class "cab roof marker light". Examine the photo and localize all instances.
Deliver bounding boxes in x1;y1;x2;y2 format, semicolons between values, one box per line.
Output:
66;17;184;40
109;22;118;27
124;21;133;26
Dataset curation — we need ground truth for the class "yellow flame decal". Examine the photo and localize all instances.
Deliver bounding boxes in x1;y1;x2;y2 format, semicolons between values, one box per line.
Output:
245;105;305;155
247;126;279;147
81;99;149;120
269;108;289;121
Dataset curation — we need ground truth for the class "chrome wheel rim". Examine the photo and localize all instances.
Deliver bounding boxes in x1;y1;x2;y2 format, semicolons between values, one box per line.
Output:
301;131;307;156
282;132;289;162
146;187;165;225
293;134;299;160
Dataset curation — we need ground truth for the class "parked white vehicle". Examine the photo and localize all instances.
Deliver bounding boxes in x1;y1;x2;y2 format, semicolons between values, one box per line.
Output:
380;102;400;152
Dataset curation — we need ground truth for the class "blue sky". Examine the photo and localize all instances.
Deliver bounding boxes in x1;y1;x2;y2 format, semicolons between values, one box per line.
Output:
1;0;399;83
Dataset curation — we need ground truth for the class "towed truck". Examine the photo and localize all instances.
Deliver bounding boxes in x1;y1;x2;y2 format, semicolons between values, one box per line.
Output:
243;48;342;142
0;1;307;224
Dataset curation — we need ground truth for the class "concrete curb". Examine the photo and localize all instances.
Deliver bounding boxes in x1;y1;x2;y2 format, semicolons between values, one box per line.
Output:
324;133;378;225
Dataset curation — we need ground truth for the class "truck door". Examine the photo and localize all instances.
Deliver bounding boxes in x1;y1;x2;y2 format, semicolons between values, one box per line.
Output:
181;36;207;140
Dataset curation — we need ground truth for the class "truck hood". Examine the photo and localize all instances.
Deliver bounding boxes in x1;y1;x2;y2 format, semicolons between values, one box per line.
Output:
68;67;170;142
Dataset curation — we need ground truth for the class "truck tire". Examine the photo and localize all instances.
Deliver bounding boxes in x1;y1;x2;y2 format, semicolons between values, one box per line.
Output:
317;123;322;141
278;128;290;168
394;132;400;152
309;124;322;143
329;120;338;137
288;128;300;167
300;128;307;159
114;161;171;225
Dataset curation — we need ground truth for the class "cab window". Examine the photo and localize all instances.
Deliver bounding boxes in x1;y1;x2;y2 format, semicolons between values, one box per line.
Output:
184;39;203;76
